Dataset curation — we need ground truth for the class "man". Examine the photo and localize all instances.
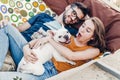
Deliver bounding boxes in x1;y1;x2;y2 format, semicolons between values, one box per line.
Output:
17;2;89;41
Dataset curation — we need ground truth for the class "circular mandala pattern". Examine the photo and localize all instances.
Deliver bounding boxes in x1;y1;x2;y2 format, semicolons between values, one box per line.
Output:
39;4;46;11
14;8;20;14
9;0;15;7
52;13;57;17
0;0;8;4
32;1;38;7
0;0;55;26
29;12;34;17
11;14;18;22
18;15;22;19
38;0;42;3
45;10;51;15
22;18;27;22
0;5;7;14
16;1;23;8
32;8;37;13
0;12;3;21
8;8;13;13
26;0;30;2
20;10;27;17
25;3;32;10
4;15;10;21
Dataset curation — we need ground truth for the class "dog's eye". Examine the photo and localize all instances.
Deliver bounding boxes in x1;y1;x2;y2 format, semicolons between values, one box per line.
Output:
58;36;62;38
67;31;69;33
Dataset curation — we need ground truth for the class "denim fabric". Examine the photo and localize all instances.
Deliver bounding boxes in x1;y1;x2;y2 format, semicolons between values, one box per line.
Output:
21;13;55;42
0;22;28;68
0;61;57;80
65;25;78;37
21;13;78;42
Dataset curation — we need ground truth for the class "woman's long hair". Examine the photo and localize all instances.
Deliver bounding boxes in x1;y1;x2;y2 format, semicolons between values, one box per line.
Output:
87;17;106;53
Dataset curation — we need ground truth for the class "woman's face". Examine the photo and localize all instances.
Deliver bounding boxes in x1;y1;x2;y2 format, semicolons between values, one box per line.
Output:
76;19;95;44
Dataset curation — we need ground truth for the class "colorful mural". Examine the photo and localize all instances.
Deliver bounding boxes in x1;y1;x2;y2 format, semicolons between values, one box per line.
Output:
0;0;56;27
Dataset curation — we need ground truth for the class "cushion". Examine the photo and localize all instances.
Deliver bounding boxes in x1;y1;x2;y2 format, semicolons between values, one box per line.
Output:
43;0;68;15
0;0;56;27
0;51;16;71
43;0;84;15
43;0;120;52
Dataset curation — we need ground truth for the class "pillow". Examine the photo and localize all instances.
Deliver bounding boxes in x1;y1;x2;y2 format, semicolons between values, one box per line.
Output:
43;0;84;15
83;0;120;52
0;0;56;27
43;0;68;15
43;0;120;52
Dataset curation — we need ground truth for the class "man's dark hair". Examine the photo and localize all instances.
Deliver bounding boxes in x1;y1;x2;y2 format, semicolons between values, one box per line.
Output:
71;2;90;18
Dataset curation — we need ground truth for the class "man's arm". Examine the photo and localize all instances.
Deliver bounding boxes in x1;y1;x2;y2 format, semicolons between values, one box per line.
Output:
16;22;31;32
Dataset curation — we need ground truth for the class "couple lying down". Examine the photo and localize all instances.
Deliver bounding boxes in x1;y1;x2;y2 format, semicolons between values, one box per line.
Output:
0;17;105;80
0;2;106;80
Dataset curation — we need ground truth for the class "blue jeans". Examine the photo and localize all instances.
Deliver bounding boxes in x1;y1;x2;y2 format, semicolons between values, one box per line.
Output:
0;22;27;68
0;22;58;80
0;61;57;80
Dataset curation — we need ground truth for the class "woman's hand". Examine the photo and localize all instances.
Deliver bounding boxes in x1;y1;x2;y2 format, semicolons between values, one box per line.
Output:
23;44;38;63
32;30;54;49
32;37;49;49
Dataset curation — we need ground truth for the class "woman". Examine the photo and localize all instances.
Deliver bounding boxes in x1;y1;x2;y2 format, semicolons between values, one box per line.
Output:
47;17;106;72
0;17;105;80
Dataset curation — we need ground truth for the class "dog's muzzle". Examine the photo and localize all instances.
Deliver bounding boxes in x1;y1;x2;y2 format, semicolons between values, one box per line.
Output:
63;35;71;44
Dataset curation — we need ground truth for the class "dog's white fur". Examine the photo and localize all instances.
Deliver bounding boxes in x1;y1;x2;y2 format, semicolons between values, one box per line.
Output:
17;27;76;75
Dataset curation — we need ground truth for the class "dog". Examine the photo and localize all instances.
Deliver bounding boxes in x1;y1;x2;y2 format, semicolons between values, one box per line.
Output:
17;27;76;75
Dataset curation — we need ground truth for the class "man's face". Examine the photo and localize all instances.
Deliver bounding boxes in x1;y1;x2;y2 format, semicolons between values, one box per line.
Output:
63;6;84;25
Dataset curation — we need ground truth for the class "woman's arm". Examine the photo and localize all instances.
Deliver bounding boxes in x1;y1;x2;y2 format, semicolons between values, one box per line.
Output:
48;38;100;61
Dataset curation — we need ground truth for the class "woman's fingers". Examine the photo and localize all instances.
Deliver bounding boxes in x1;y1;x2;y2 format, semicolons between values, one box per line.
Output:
33;40;42;49
24;52;38;63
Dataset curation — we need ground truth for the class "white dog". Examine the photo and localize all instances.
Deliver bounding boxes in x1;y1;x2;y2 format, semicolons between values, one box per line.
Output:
17;27;76;75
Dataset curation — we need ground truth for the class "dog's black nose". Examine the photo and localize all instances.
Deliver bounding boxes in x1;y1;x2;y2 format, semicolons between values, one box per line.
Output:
64;35;69;40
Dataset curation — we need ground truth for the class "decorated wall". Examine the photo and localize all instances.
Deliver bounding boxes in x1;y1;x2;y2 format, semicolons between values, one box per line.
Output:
0;0;56;27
